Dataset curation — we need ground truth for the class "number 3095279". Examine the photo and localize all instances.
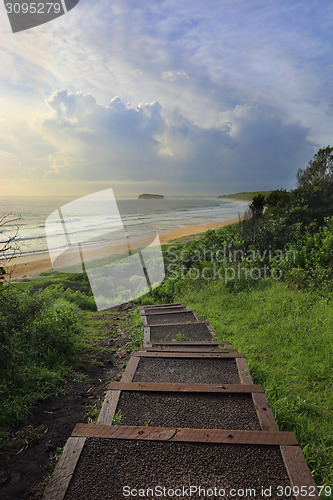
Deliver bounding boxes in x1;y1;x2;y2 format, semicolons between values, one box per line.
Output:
5;3;62;14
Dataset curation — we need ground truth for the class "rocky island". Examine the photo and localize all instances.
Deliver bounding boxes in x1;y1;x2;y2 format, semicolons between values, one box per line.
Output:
138;193;164;199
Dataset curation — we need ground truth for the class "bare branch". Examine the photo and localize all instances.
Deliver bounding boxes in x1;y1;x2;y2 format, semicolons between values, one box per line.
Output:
0;213;21;288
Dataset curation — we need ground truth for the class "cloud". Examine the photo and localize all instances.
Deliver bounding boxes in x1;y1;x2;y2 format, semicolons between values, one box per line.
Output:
41;91;166;181
0;150;22;176
1;0;332;195
161;71;189;82
157;103;314;190
215;104;314;187
1;89;315;194
3;0;332;139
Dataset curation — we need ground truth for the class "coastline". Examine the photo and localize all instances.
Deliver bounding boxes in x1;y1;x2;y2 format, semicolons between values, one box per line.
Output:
218;196;253;203
158;218;240;244
6;218;240;280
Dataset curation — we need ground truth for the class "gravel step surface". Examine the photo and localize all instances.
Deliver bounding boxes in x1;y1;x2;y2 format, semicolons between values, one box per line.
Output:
65;438;295;500
149;323;213;341
146;311;197;324
133;357;240;384
143;307;187;314
117;391;261;430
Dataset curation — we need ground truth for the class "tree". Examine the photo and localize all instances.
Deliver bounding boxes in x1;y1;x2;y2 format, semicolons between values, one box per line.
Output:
266;189;290;210
296;146;333;188
294;146;333;226
0;214;20;288
249;194;267;218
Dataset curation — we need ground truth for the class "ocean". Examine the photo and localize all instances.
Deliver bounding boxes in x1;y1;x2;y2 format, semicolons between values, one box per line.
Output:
0;195;249;259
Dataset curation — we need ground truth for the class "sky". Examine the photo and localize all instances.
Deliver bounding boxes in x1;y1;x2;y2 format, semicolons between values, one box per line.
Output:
0;0;333;198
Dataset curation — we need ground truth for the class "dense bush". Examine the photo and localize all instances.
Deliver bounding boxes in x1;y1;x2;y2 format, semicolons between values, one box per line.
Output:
0;285;87;367
0;285;86;433
150;148;333;302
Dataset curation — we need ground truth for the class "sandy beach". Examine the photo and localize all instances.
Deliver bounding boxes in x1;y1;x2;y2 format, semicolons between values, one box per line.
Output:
158;218;240;244
6;218;240;280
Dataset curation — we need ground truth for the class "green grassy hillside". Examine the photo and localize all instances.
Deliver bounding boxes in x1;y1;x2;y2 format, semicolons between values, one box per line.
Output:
219;190;273;201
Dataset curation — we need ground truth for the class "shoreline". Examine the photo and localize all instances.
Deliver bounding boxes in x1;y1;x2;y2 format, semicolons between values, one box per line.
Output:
218;196;252;203
6;218;240;280
158;218;240;244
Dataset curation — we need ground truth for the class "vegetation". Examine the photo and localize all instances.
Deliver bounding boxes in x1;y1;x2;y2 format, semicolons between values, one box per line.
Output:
0;275;98;443
218;190;272;201
0;213;20;285
172;333;187;342
0;267;142;452
112;409;123;425
141;146;333;489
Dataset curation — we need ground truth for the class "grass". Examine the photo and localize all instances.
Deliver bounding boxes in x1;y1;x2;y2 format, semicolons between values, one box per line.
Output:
112;409;123;425
83;403;100;424
172;333;188;342
125;307;144;352
0;270;142;453
174;279;333;488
